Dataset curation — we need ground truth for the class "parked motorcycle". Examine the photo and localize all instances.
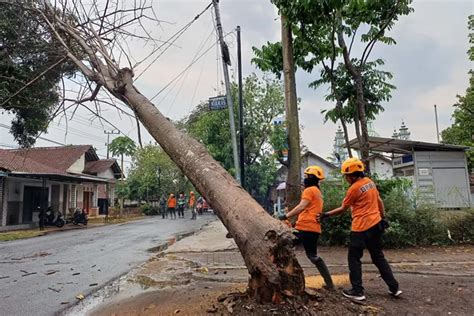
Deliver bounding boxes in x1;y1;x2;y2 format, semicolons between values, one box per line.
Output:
72;208;88;225
43;207;66;228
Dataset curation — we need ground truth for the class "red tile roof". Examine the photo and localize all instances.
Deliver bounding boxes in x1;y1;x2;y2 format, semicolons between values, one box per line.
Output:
0;150;62;173
0;145;93;173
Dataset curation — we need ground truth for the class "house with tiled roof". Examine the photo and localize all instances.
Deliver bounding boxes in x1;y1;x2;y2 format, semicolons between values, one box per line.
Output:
0;145;121;230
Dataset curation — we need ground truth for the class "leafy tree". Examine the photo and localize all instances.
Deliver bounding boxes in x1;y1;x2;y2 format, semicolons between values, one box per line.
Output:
184;74;286;206
0;4;74;147
254;0;412;168
109;136;136;178
125;145;190;202
441;15;474;172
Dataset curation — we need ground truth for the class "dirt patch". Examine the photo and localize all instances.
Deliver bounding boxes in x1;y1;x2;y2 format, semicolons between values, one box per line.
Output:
91;272;473;315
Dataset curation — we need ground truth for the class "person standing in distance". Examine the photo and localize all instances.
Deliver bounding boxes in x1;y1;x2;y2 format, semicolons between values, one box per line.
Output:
279;166;334;289
319;158;402;301
189;191;197;220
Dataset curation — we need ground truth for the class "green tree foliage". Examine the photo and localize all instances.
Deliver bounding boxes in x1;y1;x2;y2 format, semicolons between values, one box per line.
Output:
441;15;474;172
253;0;412;163
109;136;136;162
125;145;190;202
0;4;75;147
184;74;285;206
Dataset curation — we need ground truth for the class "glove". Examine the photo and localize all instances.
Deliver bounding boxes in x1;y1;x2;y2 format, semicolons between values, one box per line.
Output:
317;212;329;223
278;214;287;220
381;218;390;231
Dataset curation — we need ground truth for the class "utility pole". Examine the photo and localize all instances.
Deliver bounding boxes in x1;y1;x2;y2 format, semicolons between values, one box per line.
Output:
104;129;118;222
281;15;301;210
212;0;241;184
104;129;119;159
434;104;440;143
237;26;245;189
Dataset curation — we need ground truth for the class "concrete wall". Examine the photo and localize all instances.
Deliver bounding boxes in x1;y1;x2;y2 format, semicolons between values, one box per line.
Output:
370;157;393;179
414;151;471;208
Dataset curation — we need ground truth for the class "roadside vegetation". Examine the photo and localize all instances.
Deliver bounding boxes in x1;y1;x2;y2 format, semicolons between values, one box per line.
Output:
320;177;474;248
0;230;44;242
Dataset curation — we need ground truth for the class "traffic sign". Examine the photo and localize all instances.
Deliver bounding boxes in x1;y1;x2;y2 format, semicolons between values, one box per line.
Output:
209;96;228;110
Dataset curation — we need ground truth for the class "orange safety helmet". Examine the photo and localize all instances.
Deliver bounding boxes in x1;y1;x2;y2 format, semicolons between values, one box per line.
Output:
304;165;325;180
341;157;365;174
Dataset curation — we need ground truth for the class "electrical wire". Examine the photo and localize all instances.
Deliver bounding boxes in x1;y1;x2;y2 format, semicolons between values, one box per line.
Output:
134;1;213;81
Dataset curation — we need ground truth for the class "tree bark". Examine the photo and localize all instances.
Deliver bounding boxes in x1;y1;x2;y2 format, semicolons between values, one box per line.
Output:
339;116;353;158
337;28;371;172
120;153;124;217
281;15;302;210
120;69;305;301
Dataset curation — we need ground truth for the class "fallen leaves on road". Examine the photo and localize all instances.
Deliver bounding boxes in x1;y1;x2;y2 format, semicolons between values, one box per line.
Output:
75;294;85;300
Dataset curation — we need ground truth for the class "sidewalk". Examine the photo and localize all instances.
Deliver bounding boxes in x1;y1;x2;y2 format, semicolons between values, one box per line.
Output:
88;219;474;316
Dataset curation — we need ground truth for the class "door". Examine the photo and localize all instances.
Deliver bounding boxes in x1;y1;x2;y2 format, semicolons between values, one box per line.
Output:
23;186;48;223
432;168;470;208
83;191;91;214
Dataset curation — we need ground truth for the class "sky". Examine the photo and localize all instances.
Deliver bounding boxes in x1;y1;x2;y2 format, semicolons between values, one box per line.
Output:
0;0;472;171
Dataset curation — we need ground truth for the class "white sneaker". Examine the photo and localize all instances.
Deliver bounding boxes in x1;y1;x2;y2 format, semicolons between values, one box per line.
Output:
389;289;403;297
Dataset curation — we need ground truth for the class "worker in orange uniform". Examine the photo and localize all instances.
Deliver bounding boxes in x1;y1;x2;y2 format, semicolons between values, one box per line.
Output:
189;191;197;220
279;166;334;289
319;158;402;301
167;193;177;219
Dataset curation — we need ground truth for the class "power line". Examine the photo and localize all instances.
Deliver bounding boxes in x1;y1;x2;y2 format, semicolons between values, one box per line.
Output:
150;33;233;103
134;1;213;81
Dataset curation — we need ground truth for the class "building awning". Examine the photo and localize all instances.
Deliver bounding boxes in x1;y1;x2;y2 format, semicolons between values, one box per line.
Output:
4;172;112;183
349;137;469;154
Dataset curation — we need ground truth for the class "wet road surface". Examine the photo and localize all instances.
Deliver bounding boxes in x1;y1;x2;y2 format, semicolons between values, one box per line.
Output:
0;216;214;316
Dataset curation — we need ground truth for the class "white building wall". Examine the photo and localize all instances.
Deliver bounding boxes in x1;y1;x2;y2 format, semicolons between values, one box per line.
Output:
67;154;85;173
98;169;114;179
370;158;393;179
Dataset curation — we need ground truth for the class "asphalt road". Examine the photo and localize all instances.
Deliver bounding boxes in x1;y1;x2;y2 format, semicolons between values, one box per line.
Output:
0;215;214;316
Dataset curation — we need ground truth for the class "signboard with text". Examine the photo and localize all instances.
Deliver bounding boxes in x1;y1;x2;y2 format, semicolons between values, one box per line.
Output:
209;96;228;110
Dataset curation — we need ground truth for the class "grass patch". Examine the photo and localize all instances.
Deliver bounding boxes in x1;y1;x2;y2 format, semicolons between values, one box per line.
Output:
0;230;44;241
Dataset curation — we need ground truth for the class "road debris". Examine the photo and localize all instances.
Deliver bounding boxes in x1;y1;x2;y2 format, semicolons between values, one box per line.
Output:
45;270;59;275
48;287;61;293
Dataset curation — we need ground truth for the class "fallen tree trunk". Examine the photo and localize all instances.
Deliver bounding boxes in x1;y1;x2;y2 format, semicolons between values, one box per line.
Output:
34;2;305;302
119;69;305;302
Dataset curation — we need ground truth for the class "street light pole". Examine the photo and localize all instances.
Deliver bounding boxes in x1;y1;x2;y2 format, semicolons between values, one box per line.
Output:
104;129;119;159
212;0;241;185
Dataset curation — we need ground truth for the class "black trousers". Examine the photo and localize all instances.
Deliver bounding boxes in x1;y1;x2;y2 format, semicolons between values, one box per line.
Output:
348;222;399;293
293;230;320;263
177;206;184;217
168;207;176;218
